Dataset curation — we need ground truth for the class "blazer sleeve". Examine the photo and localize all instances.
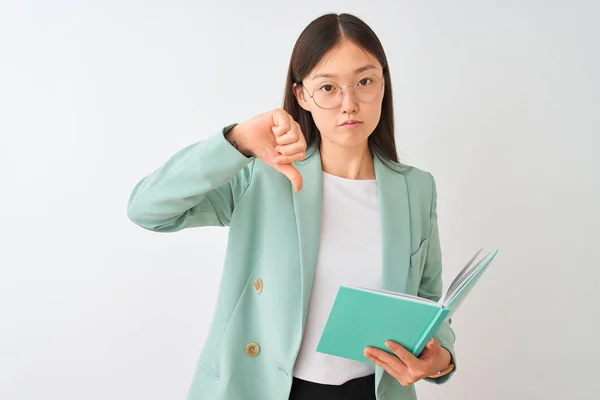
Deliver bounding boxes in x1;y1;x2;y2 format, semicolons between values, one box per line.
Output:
418;173;458;384
127;123;255;232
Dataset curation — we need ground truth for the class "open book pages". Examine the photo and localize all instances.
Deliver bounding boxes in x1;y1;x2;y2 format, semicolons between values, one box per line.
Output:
439;248;499;306
351;247;499;308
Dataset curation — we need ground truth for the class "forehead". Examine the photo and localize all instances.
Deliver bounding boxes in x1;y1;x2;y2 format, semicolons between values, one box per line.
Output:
309;40;382;81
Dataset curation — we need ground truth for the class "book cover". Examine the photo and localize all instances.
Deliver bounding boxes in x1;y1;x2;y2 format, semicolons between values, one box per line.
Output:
316;286;450;362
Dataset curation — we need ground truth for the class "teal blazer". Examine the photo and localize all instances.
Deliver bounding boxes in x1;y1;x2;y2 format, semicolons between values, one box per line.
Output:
127;124;457;400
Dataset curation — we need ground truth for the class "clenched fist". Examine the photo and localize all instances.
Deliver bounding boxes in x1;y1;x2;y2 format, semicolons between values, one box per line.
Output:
226;108;308;192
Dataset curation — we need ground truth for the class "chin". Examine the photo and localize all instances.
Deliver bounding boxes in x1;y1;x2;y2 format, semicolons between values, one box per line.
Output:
323;133;370;148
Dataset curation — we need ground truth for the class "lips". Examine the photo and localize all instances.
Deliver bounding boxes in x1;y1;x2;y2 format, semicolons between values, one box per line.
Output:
341;120;362;126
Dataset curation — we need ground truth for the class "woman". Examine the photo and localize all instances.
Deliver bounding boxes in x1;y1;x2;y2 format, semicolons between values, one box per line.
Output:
127;13;456;400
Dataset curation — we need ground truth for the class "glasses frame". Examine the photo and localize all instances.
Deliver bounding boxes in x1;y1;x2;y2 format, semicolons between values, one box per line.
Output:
299;74;385;110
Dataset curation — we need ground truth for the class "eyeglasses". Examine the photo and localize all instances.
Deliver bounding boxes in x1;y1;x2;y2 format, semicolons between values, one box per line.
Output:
299;74;385;109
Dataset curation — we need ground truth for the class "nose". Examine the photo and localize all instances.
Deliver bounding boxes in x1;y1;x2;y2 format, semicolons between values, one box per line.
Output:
339;86;358;114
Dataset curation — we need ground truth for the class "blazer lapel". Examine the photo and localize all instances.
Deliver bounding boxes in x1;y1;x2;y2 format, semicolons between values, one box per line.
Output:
373;155;412;398
291;148;323;326
374;156;412;293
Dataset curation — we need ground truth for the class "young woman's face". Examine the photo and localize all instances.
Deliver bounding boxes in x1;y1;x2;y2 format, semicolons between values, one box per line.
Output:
293;39;385;149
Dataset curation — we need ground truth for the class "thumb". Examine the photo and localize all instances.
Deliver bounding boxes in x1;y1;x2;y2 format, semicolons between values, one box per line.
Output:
273;163;303;192
416;338;437;360
426;338;437;349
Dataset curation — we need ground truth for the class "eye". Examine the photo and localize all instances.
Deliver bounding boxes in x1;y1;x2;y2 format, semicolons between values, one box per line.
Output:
358;78;372;86
318;84;335;92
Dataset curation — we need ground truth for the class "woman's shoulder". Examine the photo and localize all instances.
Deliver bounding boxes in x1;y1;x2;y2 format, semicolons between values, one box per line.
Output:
403;164;436;187
384;161;438;207
382;159;436;190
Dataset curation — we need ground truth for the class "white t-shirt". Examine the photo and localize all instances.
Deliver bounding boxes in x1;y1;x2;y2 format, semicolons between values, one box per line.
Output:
292;170;382;385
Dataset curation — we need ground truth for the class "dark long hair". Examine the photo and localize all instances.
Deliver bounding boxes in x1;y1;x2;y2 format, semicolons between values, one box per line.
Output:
282;13;410;172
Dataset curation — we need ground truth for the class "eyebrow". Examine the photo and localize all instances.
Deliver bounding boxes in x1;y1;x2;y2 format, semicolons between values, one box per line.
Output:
311;64;378;81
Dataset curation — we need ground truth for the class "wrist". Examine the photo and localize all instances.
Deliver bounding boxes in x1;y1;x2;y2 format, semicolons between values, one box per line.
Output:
225;123;254;157
440;347;452;367
428;348;454;378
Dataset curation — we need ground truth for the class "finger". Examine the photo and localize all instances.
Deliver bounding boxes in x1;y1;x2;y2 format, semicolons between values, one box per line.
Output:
272;124;290;138
275;142;306;156
385;341;420;369
425;338;439;352
273;163;303;192
273;151;306;164
418;338;440;360
368;356;404;382
365;347;406;373
275;130;298;146
364;348;393;370
364;349;411;386
271;110;291;137
297;126;307;147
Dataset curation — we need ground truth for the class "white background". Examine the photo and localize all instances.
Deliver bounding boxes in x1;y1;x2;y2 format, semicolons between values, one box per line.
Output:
1;1;598;399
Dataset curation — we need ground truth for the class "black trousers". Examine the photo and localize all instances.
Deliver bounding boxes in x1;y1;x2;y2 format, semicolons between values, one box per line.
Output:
288;373;376;400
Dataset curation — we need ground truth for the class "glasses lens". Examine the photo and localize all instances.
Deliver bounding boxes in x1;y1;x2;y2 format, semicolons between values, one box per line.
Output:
313;82;342;109
312;74;383;109
354;74;383;103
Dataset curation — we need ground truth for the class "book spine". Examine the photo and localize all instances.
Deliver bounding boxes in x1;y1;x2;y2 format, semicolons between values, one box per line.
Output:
413;308;449;356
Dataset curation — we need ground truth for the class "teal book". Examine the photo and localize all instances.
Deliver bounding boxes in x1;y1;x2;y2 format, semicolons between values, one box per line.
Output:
316;248;499;362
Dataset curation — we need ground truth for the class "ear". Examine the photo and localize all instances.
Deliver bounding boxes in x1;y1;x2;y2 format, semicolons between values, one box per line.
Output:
293;83;311;112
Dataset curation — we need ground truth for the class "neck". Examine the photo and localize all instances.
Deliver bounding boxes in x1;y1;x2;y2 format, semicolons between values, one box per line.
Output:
319;139;375;180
